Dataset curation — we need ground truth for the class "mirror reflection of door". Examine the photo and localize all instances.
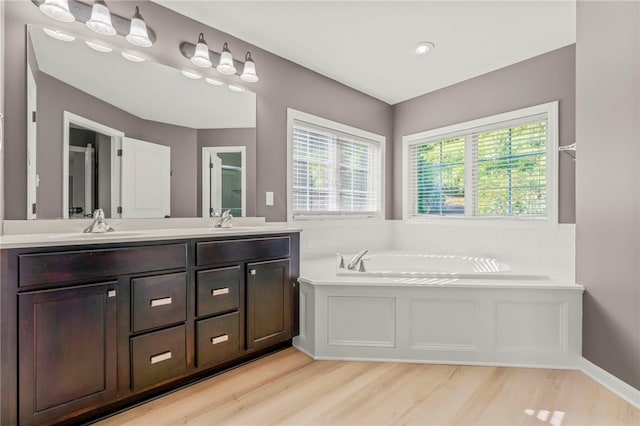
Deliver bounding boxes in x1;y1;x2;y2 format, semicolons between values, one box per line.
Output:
202;147;246;218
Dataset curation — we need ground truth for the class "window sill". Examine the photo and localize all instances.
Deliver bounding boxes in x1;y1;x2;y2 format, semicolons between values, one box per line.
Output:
403;216;558;230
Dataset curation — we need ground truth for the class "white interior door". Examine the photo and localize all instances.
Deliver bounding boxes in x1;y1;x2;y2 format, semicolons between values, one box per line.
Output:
27;64;37;219
210;155;222;215
121;137;170;218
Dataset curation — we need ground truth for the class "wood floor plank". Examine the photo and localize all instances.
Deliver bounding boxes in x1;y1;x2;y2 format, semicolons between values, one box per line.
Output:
97;348;639;426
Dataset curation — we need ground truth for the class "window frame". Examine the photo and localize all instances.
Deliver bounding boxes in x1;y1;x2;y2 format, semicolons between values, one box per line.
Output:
287;108;386;222
402;101;559;228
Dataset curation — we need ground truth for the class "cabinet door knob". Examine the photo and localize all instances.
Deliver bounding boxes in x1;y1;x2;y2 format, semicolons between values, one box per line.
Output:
150;297;172;307
150;351;172;364
212;287;230;297
107;290;116;298
250;269;256;276
211;334;229;345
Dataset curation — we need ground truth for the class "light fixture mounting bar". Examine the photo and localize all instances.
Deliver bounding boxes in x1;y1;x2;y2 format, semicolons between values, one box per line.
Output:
30;0;157;42
179;42;245;77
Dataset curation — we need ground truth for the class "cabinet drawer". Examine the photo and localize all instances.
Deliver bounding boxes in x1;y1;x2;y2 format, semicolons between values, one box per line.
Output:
18;244;187;288
196;267;240;317
196;312;240;368
196;237;290;266
132;273;187;333
130;325;186;391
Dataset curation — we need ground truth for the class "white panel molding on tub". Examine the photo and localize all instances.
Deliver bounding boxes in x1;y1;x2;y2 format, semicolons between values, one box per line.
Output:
327;296;395;348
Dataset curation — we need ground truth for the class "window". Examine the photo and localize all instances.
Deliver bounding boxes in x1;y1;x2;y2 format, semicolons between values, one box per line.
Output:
403;102;558;223
287;109;385;220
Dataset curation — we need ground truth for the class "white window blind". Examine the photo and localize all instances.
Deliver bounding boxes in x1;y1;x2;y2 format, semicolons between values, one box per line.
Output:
406;111;550;219
292;121;382;218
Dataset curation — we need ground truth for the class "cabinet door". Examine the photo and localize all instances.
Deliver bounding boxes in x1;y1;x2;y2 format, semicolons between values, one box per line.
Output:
246;259;291;350
19;282;117;425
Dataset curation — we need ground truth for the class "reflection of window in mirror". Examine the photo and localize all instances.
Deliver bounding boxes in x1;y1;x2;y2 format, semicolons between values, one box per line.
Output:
202;147;246;218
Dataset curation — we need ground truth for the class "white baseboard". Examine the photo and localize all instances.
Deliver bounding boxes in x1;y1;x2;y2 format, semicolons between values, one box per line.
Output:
579;357;640;409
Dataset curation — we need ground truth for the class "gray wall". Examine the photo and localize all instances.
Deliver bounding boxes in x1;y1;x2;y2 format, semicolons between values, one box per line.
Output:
197;128;257;217
36;72;198;218
3;0;393;221
576;1;640;389
392;45;576;223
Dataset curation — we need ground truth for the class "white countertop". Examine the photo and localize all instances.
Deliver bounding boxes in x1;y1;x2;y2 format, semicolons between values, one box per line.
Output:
0;221;301;249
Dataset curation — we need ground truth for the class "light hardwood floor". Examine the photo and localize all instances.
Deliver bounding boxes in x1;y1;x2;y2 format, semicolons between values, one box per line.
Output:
98;348;639;426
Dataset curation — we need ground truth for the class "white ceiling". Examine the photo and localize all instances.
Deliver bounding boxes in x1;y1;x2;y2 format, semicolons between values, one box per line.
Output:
155;1;576;105
30;27;256;129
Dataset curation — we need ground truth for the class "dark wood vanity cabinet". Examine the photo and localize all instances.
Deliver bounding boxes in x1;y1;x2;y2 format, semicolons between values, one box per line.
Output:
0;231;300;425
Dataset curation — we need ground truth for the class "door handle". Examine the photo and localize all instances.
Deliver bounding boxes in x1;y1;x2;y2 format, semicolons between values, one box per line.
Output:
150;297;172;307
250;269;256;276
150;351;172;364
211;288;230;296
211;334;229;345
107;290;116;298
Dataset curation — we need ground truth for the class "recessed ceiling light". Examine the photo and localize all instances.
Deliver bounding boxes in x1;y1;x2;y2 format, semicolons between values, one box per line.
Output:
205;78;223;86
85;40;112;53
121;51;145;62
182;70;202;79
412;41;435;55
43;28;75;42
228;84;245;92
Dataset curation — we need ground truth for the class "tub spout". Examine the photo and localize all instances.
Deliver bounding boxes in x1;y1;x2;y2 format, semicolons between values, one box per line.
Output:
348;249;369;270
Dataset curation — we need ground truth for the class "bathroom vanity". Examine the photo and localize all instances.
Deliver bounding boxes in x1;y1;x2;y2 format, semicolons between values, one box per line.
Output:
0;226;300;425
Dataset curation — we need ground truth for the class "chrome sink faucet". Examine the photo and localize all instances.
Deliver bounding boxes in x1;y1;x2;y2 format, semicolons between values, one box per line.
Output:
214;209;233;228
348;249;369;270
83;209;115;233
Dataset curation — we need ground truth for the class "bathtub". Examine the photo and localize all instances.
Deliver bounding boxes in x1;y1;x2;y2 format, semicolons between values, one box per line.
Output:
295;251;584;369
336;252;549;280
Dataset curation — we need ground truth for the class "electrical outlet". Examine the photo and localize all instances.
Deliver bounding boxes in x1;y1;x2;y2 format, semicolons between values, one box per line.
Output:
266;191;274;206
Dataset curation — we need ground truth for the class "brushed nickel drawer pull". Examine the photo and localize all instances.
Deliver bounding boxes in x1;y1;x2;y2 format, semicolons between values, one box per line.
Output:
250;269;256;276
107;290;116;298
150;351;172;364
211;335;229;345
211;288;230;297
150;297;172;307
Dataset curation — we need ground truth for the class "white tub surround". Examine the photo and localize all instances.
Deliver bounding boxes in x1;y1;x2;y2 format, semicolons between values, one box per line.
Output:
295;256;583;369
0;218;301;249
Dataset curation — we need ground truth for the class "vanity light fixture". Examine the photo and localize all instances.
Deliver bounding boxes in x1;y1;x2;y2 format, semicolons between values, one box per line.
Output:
86;0;116;36
121;51;145;62
411;41;435;55
228;84;244;92
191;33;212;68
39;0;75;23
205;77;223;86
43;27;76;42
182;70;202;80
85;40;113;53
216;42;236;75
126;6;152;48
240;52;259;83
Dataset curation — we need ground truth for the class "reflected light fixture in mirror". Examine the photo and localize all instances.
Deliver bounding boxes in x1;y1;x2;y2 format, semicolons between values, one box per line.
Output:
43;27;75;42
39;0;75;23
191;33;212;68
86;40;113;52
206;77;223;86
121;51;145;62
126;6;152;48
182;70;202;80
86;0;116;36
228;84;244;92
217;42;236;75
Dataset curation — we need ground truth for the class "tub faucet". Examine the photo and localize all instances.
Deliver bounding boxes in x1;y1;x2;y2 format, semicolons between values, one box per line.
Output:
348;249;369;270
214;209;233;228
83;209;115;233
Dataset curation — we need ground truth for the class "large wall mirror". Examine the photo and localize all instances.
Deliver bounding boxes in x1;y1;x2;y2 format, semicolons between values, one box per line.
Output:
26;25;257;220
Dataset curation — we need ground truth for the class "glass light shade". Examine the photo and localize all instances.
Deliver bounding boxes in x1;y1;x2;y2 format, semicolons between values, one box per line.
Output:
191;33;212;68
85;40;112;52
43;28;75;42
205;78;223;86
228;84;244;92
86;0;116;36
216;43;236;75
181;70;202;80
39;0;75;23
121;51;145;62
240;52;259;83
126;7;152;47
